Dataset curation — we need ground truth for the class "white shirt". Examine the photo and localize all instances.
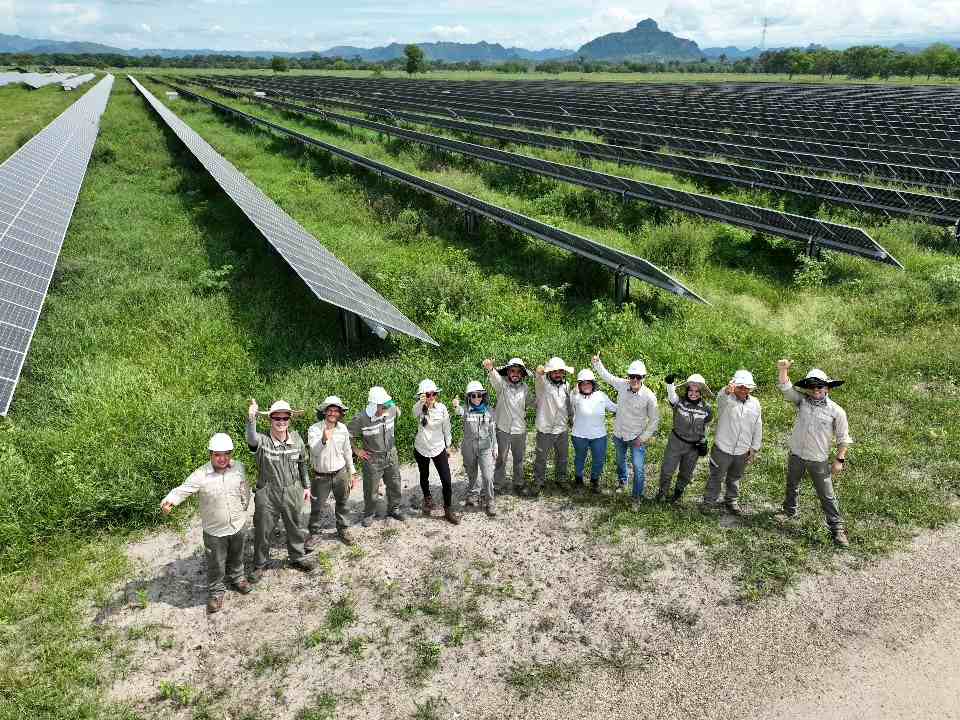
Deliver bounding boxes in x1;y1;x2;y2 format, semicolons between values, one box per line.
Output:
592;358;660;442
162;461;249;537
414;400;452;457
571;390;617;439
307;421;355;475
713;389;763;455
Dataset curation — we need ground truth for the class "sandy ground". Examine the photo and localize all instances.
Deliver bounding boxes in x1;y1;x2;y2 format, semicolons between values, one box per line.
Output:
96;447;960;720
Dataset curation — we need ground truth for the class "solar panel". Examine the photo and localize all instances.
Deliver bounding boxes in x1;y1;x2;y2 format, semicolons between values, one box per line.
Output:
153;79;707;304
127;76;437;347
23;73;74;90
0;74;114;415
173;80;897;268
62;74;95;91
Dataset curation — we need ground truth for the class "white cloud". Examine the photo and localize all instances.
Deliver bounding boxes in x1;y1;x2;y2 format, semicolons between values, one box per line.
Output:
140;22;151;32
430;24;469;39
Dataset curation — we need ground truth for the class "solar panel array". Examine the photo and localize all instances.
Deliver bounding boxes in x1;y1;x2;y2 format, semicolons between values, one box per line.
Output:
127;76;438;346
233;88;960;226
149;79;706;303
202;75;960;192
0;74;114;415
62;74;95;91
169;79;899;268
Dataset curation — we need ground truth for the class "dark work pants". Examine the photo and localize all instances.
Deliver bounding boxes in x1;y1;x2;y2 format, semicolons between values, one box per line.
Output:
253;481;308;569
784;453;844;530
203;530;245;597
415;448;453;508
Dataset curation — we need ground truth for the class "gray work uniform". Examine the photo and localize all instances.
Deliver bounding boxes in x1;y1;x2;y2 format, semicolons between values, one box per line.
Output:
704;390;762;505
246;420;310;569
457;402;497;502
487;368;534;490
659;384;713;498
780;382;852;530
533;374;572;487
347;406;403;517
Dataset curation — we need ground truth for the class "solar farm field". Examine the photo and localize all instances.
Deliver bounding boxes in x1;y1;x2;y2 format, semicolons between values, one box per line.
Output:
1;72;960;719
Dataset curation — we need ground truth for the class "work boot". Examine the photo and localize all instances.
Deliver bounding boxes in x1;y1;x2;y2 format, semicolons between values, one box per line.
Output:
655;483;669;502
590;478;600;494
360;513;376;528
388;508;407;523
304;533;322;552
777;506;800;521
206;595;224;614
574;476;585;490
670;488;684;505
422;495;436;516
232;579;252;595
337;528;356;546
444;507;461;525
464;495;477;508
832;528;850;548
724;501;742;516
248;566;266;584
485;500;497;517
290;556;318;573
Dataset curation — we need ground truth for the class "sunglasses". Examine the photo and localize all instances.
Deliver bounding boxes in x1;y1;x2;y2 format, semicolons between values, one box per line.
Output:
424;391;438;397
271;415;291;422
628;374;646;380
468;392;484;399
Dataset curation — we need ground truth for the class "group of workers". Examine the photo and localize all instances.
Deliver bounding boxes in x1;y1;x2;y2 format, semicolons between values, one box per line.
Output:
161;355;852;613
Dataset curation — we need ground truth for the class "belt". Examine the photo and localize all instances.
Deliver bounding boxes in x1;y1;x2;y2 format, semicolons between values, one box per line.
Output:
313;467;346;476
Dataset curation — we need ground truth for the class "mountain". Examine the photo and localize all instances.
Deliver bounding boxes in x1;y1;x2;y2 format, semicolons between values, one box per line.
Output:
576;19;702;61
702;46;768;60
0;33;124;55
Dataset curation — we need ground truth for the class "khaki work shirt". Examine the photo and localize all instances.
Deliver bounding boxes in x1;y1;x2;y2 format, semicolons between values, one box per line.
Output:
534;373;572;435
780;382;852;462
162;461;250;537
592;358;659;442
307;421;356;475
487;368;534;434
713;389;763;455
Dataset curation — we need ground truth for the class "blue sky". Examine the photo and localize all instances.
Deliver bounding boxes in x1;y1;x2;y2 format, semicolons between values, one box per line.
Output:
3;1;959;51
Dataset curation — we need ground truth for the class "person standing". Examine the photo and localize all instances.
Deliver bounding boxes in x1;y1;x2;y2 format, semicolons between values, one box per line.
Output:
657;373;713;504
246;399;318;583
306;396;358;548
484;357;535;495
777;360;852;547
569;369;617;493
414;379;459;525
592;353;660;506
348;386;405;527
702;370;762;515
161;433;252;614
533;357;574;493
452;381;498;516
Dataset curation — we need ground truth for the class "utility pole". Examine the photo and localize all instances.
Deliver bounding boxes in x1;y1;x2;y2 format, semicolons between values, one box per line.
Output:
761;16;769;50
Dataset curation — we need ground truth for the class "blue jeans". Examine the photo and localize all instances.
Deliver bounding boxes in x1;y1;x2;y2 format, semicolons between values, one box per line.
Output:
614;436;647;498
571;435;608;480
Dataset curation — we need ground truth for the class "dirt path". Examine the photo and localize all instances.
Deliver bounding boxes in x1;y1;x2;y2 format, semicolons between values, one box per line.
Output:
97;450;960;719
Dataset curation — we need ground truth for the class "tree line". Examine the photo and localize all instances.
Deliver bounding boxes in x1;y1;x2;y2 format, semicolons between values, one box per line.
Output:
3;42;959;80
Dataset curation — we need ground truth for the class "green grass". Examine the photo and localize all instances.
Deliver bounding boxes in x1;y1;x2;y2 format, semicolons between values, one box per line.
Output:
505;659;582;698
1;71;959;717
0;81;92;162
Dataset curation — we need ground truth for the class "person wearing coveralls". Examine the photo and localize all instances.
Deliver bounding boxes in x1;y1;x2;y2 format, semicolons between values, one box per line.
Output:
161;432;252;614
246;399;318;583
348;386;406;527
484;357;535;495
702;370;762;515
533;357;574;492
777;359;852;547
657;373;713;504
306;395;359;548
452;380;498;516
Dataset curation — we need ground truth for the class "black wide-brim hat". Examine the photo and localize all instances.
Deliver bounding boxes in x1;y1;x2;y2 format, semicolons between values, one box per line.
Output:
795;368;844;389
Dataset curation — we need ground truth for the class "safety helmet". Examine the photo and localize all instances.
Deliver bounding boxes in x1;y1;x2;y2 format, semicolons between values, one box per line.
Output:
730;370;756;389
367;386;391;405
208;432;235;452
267;400;293;417
576;369;596;383
416;379;440;396
544;356;574;374
627;360;647;377
316;395;347;420
465;381;485;394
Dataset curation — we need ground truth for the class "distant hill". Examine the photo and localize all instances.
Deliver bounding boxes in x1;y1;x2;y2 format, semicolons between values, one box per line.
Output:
0;33;124;55
576;19;702;62
702;46;769;60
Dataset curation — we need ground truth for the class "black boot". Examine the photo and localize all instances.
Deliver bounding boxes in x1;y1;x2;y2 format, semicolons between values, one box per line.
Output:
670;488;684;504
574;476;585;490
590;478;600;494
655;483;669;502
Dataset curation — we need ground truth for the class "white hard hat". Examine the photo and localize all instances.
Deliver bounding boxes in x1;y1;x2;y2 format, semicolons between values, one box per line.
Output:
317;395;348;413
681;373;713;396
267;400;293;417
367;386;391;405
208;432;235;452
416;379;440;396
731;370;756;389
627;360;648;377
496;358;532;377
465;381;485;394
577;369;596;383
544;356;574;374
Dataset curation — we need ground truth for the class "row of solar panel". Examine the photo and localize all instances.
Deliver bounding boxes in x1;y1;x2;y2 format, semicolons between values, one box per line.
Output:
201;76;960;192
218;75;960;154
0;75;114;415
243;75;960;142
168;79;900;269
142;77;706;305
235;88;960;226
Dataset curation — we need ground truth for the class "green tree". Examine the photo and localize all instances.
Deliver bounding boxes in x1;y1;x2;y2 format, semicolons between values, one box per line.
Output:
270;56;289;73
404;44;426;74
918;42;958;78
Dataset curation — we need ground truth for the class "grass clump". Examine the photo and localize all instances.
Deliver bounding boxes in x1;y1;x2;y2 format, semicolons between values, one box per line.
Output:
295;693;337;720
505;659;581;698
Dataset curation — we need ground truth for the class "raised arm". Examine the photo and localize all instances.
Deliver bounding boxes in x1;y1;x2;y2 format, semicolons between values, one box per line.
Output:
245;399;260;450
665;374;680;407
592;355;627;392
484;358;506;393
778;359;804;405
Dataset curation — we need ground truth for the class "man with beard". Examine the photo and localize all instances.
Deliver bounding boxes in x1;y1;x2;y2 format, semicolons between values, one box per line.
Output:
484;357;535;496
532;357;574;493
306;395;358;548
